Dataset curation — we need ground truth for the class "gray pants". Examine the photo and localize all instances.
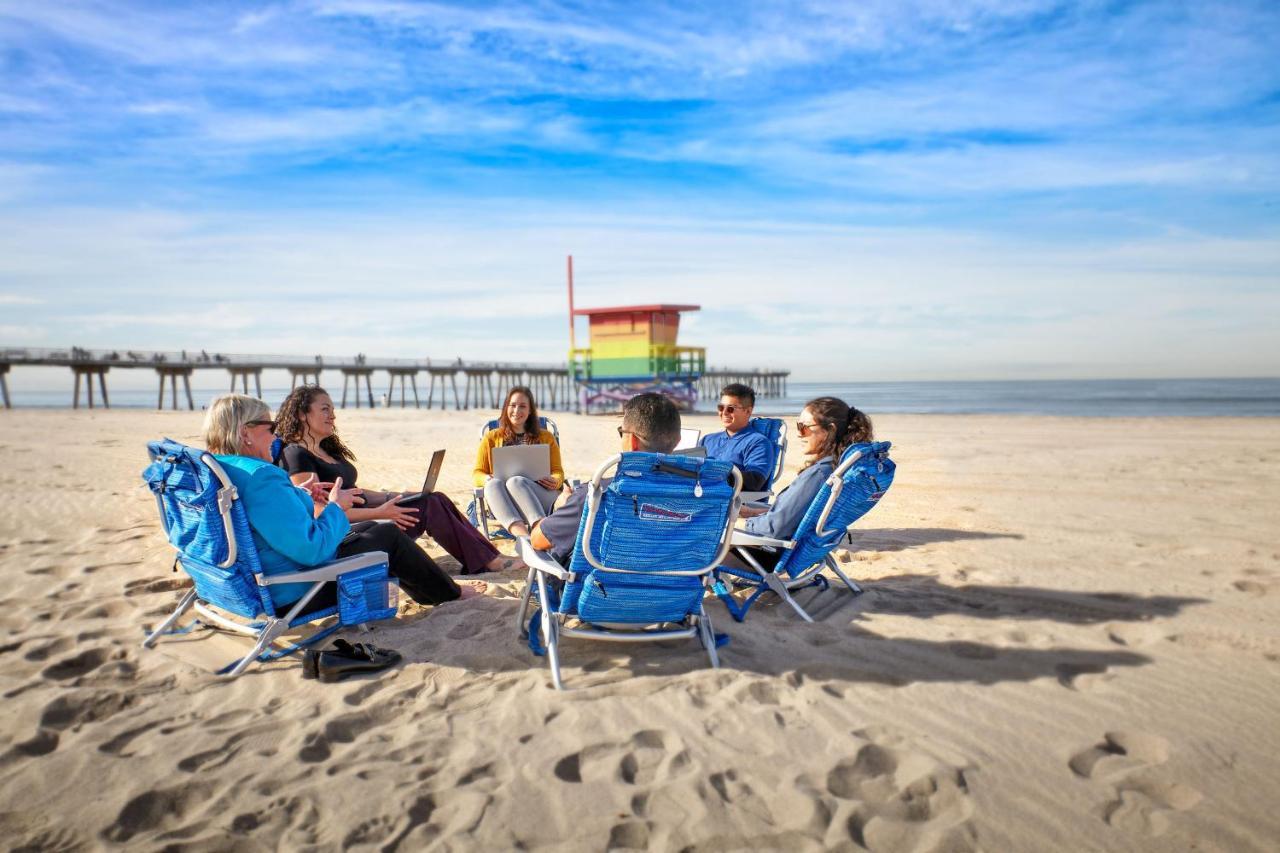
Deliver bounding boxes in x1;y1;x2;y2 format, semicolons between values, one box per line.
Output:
484;476;560;531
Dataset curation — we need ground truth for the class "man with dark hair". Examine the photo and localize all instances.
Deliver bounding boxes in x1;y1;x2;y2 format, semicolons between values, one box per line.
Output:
508;392;682;565
699;382;772;492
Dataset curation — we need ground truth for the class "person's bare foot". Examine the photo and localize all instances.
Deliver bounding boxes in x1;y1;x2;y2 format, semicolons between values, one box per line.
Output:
457;580;488;600
485;555;527;573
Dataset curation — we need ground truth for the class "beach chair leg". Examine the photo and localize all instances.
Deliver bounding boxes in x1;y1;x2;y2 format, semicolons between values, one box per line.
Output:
826;555;863;596
536;574;564;690
224;619;286;678
477;493;492;538
765;573;814;622
516;566;536;637
698;609;720;669
142;588;198;648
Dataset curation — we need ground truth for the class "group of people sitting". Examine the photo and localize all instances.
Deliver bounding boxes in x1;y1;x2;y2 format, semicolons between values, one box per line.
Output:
199;381;872;615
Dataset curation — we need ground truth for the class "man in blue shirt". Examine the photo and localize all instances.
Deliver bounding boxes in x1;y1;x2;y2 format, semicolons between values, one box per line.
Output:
699;383;773;492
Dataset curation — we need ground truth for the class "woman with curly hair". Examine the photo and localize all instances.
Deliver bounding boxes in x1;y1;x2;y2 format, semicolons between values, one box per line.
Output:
203;393;476;607
275;385;521;576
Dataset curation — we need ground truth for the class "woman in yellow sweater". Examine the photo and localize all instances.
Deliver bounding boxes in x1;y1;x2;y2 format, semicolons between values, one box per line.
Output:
475;386;564;533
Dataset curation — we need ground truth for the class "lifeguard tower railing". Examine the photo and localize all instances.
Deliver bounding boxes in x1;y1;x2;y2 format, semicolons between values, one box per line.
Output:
570;344;705;383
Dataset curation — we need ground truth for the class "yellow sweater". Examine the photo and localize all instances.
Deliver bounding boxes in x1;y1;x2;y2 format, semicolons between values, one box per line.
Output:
473;428;564;488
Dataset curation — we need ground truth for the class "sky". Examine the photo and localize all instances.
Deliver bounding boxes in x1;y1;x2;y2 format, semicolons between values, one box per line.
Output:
1;0;1278;384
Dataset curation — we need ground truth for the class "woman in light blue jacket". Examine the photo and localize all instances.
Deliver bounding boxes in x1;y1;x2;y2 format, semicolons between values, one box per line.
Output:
733;397;873;569
203;394;481;609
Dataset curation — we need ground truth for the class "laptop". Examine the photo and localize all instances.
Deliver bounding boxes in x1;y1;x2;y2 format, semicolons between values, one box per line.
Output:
492;443;550;481
392;449;447;504
673;445;707;458
675;428;701;451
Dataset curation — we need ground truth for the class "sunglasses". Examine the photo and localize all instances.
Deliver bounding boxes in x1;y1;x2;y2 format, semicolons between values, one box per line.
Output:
795;421;824;437
246;419;277;431
717;404;750;414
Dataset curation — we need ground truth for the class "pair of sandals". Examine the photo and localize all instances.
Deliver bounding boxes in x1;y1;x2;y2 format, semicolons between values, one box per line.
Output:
302;639;402;683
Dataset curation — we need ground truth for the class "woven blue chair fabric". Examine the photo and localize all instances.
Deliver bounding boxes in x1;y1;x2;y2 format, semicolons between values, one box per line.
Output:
560;453;735;620
776;441;895;579
748;417;787;491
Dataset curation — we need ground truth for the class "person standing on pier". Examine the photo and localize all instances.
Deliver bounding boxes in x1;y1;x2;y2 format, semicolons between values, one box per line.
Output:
699;383;772;492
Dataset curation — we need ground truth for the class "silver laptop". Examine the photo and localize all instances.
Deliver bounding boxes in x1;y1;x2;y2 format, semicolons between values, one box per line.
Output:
675;428;701;451
395;449;446;504
492;444;551;481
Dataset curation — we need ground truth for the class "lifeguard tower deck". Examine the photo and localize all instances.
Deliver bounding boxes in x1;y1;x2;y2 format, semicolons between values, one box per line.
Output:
569;304;706;411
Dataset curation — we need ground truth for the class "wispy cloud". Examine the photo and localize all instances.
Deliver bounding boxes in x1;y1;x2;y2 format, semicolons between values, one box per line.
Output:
0;1;1276;378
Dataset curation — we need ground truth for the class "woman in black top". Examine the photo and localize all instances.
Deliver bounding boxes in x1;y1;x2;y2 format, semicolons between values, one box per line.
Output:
275;386;521;576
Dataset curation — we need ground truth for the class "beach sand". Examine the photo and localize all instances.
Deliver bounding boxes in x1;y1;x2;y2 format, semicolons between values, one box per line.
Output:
1;408;1278;851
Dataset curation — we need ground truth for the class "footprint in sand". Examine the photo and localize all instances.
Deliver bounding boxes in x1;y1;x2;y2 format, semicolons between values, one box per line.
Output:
40;647;112;681
1055;662;1114;691
1232;579;1268;596
102;780;218;843
553;729;692;789
1105;622;1170;648
1069;731;1202;837
823;731;977;852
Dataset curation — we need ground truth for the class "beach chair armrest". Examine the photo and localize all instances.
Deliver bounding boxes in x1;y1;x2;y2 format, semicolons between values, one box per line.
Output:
516;535;568;581
729;530;793;550
257;551;389;586
739;490;771;503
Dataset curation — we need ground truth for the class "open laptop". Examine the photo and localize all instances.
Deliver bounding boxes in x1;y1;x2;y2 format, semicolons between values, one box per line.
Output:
383;449;446;505
492;443;550;481
675;427;701;451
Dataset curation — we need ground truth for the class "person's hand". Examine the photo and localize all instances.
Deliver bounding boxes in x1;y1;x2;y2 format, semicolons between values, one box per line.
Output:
738;505;767;518
296;473;329;503
536;477;559;490
326;477;356;511
376;499;419;531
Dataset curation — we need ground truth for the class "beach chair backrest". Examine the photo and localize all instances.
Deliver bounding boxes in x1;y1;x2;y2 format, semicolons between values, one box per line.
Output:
479;416;560;443
561;452;741;623
748;417;788;491
775;441;895;579
142;439;275;619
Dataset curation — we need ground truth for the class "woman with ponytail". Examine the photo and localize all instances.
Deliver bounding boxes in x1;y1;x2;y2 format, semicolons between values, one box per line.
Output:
732;397;874;569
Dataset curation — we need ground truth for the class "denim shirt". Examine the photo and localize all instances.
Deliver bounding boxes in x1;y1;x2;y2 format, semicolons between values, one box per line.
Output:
742;458;833;541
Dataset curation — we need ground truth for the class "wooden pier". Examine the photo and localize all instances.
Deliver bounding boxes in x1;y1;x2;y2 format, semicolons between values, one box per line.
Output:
0;346;788;411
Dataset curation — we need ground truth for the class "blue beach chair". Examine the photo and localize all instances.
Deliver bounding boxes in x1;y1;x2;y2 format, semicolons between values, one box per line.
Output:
516;452;743;690
468;416;562;539
750;416;788;494
141;439;398;677
713;441;894;623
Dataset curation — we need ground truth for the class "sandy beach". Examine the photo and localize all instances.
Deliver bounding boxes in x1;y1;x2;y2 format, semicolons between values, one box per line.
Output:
1;407;1278;851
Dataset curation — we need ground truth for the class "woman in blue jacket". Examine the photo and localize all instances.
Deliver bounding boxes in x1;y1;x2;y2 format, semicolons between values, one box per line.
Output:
203;394;482;609
732;397;873;569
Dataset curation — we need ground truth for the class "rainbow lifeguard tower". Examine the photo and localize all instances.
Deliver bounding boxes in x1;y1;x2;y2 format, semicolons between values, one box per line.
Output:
569;303;706;411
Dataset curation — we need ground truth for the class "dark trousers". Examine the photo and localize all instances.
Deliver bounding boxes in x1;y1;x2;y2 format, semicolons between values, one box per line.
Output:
398;492;499;575
337;520;461;605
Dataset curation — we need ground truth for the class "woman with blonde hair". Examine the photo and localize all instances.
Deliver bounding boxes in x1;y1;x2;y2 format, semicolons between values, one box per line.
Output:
474;386;565;534
203;393;482;609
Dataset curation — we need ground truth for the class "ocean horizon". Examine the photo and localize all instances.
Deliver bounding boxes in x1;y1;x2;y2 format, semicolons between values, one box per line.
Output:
4;376;1278;417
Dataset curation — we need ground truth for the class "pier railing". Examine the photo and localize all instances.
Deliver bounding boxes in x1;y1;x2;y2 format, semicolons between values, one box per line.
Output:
0;346;788;411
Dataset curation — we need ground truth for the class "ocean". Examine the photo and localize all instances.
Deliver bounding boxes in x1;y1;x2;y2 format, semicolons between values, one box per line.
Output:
4;377;1279;417
735;378;1280;417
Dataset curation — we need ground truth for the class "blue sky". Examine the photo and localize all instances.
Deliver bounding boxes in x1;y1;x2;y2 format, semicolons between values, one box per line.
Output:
1;0;1278;382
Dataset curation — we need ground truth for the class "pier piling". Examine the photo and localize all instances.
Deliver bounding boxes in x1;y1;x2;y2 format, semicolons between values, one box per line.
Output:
156;367;193;410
